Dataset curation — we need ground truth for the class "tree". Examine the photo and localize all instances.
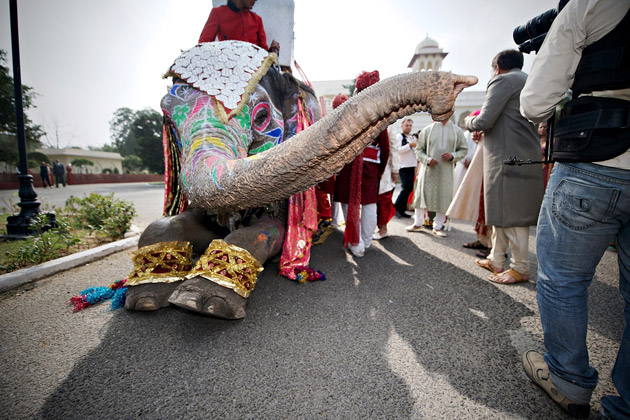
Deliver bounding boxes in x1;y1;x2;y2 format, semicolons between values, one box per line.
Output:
70;158;94;173
27;151;49;170
88;144;118;153
122;154;143;173
108;107;137;156
0;49;45;167
108;107;163;173
133;109;163;174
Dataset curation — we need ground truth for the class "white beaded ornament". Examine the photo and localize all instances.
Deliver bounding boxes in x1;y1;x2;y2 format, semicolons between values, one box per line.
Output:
169;41;270;110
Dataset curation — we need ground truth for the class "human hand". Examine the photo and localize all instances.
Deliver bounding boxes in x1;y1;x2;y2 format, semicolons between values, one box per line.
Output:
270;40;280;54
427;158;439;167
464;159;471;169
409;140;417;148
391;172;399;183
472;131;483;143
441;152;453;161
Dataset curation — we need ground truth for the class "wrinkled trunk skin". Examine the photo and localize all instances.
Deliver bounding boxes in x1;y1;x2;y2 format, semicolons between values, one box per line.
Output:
190;71;477;212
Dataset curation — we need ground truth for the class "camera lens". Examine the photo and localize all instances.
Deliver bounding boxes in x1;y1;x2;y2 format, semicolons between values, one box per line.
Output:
513;8;557;46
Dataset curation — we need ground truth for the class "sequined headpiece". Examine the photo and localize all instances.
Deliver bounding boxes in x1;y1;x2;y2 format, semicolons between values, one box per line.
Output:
164;41;278;123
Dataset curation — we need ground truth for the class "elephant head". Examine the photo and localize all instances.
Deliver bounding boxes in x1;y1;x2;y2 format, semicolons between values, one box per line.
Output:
161;41;477;213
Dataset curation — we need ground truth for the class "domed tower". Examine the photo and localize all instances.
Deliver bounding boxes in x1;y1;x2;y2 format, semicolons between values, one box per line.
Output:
408;37;448;72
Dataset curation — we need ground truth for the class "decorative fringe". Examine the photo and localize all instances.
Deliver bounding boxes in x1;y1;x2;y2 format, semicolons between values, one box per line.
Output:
292;266;326;285
70;279;128;312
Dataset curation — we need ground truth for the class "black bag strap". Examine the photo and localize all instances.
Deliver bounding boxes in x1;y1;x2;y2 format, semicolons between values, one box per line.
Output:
556;96;630;135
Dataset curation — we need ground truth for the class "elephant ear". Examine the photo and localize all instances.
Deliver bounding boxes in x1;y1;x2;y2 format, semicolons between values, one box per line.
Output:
163;116;188;216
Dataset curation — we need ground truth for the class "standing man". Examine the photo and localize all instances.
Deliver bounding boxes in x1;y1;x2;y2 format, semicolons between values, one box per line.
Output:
394;118;417;218
39;161;51;188
520;0;630;418
465;49;543;284
199;0;279;53
405;119;467;237
334;71;389;257
53;159;66;188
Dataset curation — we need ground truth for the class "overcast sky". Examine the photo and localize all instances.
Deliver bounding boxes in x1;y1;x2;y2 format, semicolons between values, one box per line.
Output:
0;0;556;149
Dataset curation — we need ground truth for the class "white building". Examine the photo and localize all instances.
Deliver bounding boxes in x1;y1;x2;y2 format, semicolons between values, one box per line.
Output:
36;148;123;174
311;36;484;138
408;36;448;73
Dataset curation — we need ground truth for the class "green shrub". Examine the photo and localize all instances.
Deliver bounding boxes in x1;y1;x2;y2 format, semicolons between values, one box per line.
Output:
64;193;136;240
0;213;81;272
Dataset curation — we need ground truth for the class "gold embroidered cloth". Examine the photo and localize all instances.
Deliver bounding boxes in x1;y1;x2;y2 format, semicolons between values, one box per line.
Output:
186;239;263;298
126;241;194;286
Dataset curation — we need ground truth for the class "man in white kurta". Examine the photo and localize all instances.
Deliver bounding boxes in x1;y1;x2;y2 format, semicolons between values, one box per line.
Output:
406;120;467;237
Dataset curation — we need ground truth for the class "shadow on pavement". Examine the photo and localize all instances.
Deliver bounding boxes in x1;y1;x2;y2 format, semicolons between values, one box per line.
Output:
35;231;609;419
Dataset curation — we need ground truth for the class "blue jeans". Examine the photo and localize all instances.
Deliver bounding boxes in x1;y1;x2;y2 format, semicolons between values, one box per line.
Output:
536;162;630;419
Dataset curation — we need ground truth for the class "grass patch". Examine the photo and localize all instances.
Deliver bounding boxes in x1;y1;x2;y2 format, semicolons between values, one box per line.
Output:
0;193;136;274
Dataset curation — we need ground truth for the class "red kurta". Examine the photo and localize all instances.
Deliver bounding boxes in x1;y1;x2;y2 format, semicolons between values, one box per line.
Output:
334;131;390;205
198;3;269;50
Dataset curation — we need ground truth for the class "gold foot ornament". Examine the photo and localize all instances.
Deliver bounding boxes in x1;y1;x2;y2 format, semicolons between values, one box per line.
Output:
126;241;194;286
186;239;263;298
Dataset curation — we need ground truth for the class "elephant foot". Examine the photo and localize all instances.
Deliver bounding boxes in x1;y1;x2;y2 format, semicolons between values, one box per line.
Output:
125;282;182;311
168;276;247;319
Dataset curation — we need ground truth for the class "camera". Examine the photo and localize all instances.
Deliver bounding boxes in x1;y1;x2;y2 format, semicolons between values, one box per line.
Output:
513;1;570;54
513;9;557;53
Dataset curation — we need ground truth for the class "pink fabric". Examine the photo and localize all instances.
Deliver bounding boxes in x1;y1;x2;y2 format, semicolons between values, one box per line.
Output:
278;96;319;279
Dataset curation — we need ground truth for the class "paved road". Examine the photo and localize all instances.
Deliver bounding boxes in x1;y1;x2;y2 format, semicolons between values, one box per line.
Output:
0;183;624;419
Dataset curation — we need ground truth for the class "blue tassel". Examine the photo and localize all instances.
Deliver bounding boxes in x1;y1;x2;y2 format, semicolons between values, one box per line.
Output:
111;287;127;310
81;286;114;304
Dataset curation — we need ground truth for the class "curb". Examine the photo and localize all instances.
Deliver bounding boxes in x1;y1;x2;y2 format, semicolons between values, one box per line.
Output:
0;233;139;293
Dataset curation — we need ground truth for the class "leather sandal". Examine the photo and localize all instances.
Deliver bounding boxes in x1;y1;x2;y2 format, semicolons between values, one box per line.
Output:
463;240;490;250
489;268;529;284
475;259;503;274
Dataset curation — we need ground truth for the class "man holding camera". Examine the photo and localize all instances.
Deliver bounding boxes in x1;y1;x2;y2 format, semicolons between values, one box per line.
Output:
520;0;630;418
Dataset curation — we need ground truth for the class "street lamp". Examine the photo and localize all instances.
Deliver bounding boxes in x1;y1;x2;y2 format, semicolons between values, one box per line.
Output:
5;0;55;237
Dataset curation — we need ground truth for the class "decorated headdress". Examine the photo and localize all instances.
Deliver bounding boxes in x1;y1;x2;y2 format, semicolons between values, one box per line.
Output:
355;70;380;92
164;41;278;124
162;41;277;216
332;94;349;109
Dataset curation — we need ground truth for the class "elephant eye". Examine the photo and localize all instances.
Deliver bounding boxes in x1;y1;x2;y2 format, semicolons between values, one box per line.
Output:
252;103;271;132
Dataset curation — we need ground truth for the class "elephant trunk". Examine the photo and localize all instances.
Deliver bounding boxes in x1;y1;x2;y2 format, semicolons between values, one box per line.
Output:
191;71;477;211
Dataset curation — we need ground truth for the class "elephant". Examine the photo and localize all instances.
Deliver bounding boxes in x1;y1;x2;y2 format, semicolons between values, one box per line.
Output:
124;40;477;319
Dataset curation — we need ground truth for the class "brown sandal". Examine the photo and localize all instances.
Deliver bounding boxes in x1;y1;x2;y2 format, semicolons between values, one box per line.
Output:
475;259;503;274
463;240;490;250
488;268;530;284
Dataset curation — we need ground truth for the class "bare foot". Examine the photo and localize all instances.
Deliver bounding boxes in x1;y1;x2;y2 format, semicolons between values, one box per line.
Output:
475;259;503;274
168;276;247;319
488;269;529;284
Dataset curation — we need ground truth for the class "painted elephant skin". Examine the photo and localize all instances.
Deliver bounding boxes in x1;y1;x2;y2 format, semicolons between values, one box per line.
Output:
125;41;477;319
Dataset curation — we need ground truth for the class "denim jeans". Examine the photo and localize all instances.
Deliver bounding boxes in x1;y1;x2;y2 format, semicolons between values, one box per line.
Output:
536;162;630;419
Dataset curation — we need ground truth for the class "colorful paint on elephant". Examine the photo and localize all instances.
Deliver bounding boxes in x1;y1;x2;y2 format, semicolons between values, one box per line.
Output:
283;93;319;140
162;83;284;190
248;89;284;154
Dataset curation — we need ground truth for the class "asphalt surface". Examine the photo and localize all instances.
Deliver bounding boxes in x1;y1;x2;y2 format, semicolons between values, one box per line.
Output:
0;182;624;419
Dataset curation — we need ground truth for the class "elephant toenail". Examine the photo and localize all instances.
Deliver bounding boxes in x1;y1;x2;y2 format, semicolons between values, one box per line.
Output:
134;297;161;311
205;297;228;315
